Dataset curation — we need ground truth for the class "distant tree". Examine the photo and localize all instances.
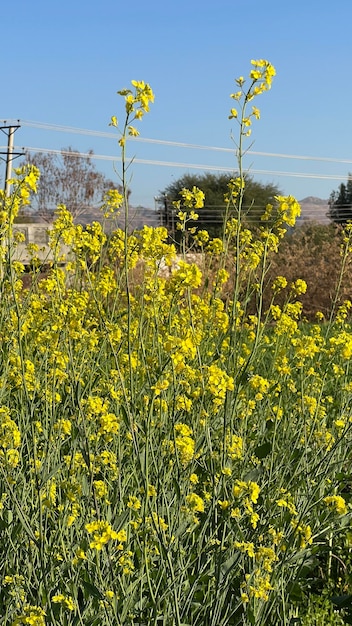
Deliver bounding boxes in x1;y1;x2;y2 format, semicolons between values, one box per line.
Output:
159;172;281;239
328;174;352;224
20;148;120;222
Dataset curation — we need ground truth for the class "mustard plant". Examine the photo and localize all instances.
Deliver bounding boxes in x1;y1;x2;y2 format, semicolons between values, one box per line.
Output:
0;62;351;626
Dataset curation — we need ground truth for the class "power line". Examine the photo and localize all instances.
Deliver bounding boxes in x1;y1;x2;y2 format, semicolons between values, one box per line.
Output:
0;124;24;196
2;118;352;166
12;145;350;184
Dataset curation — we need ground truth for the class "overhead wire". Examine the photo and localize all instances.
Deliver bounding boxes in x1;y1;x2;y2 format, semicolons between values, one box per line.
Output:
0;120;338;226
4;145;349;184
2;118;352;165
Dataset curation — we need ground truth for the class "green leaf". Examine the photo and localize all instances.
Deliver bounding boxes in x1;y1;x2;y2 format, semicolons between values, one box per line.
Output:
332;594;352;609
81;580;103;600
254;441;272;459
38;464;63;488
173;477;181;499
287;581;304;603
220;554;239;583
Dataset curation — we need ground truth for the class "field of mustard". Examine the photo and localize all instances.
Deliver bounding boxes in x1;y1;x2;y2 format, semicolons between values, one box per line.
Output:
0;62;351;626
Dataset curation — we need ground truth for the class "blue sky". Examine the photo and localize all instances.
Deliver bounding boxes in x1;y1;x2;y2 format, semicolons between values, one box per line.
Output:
1;0;352;209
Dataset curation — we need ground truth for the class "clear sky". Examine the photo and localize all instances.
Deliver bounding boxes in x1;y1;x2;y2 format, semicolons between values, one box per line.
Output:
1;0;352;209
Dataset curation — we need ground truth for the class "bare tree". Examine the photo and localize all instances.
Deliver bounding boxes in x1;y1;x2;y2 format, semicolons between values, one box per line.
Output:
21;147;120;222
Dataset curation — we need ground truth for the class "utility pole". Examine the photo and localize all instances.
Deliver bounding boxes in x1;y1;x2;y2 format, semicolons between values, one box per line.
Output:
0;122;24;196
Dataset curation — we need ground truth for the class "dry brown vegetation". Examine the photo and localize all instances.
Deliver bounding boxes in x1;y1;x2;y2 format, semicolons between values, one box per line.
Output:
20;222;352;323
189;221;352;322
264;222;352;320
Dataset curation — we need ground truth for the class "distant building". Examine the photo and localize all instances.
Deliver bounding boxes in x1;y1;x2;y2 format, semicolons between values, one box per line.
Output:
12;223;70;265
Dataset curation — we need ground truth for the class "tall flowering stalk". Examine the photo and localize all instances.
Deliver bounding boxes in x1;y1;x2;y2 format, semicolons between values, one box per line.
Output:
227;59;277;322
110;80;155;406
1;62;351;626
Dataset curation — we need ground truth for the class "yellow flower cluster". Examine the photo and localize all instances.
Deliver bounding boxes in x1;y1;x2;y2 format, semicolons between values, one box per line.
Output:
0;407;21;469
229;59;276;135
324;495;348;515
100;188;124;218
205;363;234;408
235;540;278;602
82;396;120;442
51;594;76;611
12;606;46;626
174;423;195;466
186;492;205;514
1;63;352;626
85;520;127;550
226;432;243;460
117;79;155;116
275;195;301;227
112;79;155;145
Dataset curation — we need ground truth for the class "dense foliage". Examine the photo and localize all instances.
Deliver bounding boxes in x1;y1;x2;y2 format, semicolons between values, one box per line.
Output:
328;174;352;224
0;66;351;626
159;172;280;241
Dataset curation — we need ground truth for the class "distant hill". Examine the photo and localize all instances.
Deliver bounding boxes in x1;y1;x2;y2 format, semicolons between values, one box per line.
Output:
77;205;159;231
18;204;162;234
19;198;332;230
298;196;330;224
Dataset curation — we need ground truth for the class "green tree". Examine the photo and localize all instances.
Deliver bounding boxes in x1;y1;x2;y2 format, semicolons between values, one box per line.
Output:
328;174;352;224
158;172;281;240
20;148;119;223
